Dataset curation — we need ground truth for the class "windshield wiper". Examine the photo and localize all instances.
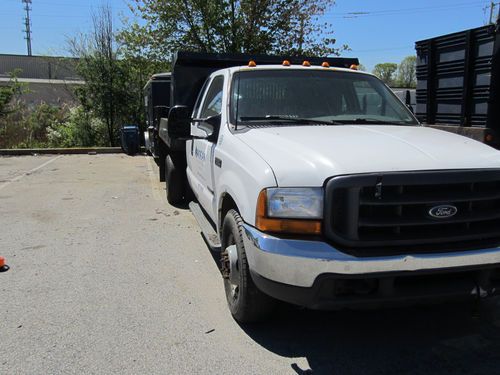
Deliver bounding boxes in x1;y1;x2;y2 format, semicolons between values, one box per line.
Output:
332;118;411;125
239;116;342;125
238;116;411;126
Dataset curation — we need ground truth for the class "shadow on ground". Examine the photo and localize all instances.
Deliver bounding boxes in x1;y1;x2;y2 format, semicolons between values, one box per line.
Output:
193;214;500;375
240;298;500;375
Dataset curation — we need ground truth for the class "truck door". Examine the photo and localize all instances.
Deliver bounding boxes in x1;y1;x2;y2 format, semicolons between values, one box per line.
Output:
189;75;224;219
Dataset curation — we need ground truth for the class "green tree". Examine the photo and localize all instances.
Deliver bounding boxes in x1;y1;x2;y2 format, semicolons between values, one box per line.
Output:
118;55;168;130
69;5;166;146
396;55;417;88
0;70;28;117
0;85;14;117
372;63;398;85
69;5;122;146
0;71;31;148
119;0;347;60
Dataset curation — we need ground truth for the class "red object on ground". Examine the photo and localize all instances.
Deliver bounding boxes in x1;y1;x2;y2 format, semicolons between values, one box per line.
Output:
0;256;9;272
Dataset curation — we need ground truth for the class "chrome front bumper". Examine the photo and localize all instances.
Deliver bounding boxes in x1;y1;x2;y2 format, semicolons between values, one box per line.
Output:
242;224;500;288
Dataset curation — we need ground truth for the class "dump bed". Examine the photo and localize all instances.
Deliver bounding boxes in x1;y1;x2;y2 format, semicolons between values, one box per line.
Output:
415;22;500;144
170;51;359;111
144;73;171;130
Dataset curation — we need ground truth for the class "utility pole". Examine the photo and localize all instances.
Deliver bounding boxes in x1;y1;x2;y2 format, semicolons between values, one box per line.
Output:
487;1;500;24
22;0;32;56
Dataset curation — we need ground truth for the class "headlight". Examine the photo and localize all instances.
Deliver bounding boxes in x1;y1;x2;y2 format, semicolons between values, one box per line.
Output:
267;188;323;219
256;188;323;235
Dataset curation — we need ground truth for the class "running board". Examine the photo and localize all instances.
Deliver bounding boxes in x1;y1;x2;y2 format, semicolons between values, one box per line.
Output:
189;201;221;251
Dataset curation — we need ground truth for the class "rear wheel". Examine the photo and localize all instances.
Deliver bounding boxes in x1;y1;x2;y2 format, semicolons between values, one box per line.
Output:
165;154;184;204
221;209;276;323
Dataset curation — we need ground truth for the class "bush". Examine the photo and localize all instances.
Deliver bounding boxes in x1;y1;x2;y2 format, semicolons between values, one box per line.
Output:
27;103;65;147
47;106;107;147
0;102;108;149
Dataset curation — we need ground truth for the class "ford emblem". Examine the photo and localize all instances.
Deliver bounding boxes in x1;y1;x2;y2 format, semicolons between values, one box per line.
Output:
428;205;458;219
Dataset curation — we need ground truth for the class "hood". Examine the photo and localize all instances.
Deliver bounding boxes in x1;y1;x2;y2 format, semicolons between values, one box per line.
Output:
236;125;500;186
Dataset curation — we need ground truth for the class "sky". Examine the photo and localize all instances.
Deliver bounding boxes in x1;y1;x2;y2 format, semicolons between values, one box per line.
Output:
0;0;497;71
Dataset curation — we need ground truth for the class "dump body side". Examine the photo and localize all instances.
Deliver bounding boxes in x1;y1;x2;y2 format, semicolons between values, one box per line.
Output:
415;22;500;146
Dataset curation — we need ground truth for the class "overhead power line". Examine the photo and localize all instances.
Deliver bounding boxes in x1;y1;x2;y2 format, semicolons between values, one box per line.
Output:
354;46;411;53
6;0;130;10
323;1;487;18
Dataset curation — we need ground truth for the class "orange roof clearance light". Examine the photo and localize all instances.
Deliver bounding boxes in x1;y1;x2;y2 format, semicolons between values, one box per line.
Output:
321;61;330;68
282;60;291;66
486;134;494;143
350;64;359;70
248;60;257;67
302;60;311;67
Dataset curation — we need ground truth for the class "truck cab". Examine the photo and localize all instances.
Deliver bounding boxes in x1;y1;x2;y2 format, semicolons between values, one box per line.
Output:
158;52;500;322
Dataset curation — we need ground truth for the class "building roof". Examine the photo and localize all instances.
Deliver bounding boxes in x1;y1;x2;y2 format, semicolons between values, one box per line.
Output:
0;54;81;81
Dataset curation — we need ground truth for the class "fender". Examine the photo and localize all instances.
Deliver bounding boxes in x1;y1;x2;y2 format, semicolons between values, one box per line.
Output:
215;156;276;233
216;173;250;233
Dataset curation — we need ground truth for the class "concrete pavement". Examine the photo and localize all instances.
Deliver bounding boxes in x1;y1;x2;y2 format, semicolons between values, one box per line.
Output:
1;154;500;374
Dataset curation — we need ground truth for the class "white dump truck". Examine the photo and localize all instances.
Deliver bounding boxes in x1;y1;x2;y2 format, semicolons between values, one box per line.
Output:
156;52;500;322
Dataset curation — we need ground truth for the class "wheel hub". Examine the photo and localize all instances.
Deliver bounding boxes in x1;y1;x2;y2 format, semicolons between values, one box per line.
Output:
226;244;239;286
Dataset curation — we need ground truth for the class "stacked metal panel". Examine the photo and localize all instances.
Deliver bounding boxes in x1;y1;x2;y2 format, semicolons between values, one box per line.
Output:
415;23;500;130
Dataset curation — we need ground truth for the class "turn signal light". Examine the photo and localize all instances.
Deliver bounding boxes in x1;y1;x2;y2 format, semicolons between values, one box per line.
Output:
255;190;322;235
248;60;256;67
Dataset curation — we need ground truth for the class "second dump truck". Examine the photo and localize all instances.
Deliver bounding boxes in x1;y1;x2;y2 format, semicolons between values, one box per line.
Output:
415;21;500;147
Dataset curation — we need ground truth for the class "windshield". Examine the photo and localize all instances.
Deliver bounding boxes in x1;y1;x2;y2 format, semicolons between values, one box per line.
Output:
230;70;418;126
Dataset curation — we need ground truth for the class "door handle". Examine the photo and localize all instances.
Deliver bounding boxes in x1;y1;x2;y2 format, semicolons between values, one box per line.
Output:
215;157;222;168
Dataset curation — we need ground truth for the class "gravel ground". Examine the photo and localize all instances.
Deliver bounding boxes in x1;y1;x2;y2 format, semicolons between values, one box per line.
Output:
1;154;500;375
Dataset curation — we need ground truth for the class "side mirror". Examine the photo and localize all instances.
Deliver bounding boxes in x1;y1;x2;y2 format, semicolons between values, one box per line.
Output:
168;105;192;136
153;105;170;128
192;114;221;142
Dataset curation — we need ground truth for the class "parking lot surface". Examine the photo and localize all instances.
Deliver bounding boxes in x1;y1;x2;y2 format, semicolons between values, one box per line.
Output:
1;154;500;374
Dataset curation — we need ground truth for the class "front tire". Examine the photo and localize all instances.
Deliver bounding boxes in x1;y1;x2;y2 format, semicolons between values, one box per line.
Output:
221;209;276;323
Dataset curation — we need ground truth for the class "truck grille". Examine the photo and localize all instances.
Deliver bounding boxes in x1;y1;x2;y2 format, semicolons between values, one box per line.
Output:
324;170;500;255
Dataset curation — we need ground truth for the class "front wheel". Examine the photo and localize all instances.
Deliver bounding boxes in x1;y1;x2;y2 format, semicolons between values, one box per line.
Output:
221;209;276;323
